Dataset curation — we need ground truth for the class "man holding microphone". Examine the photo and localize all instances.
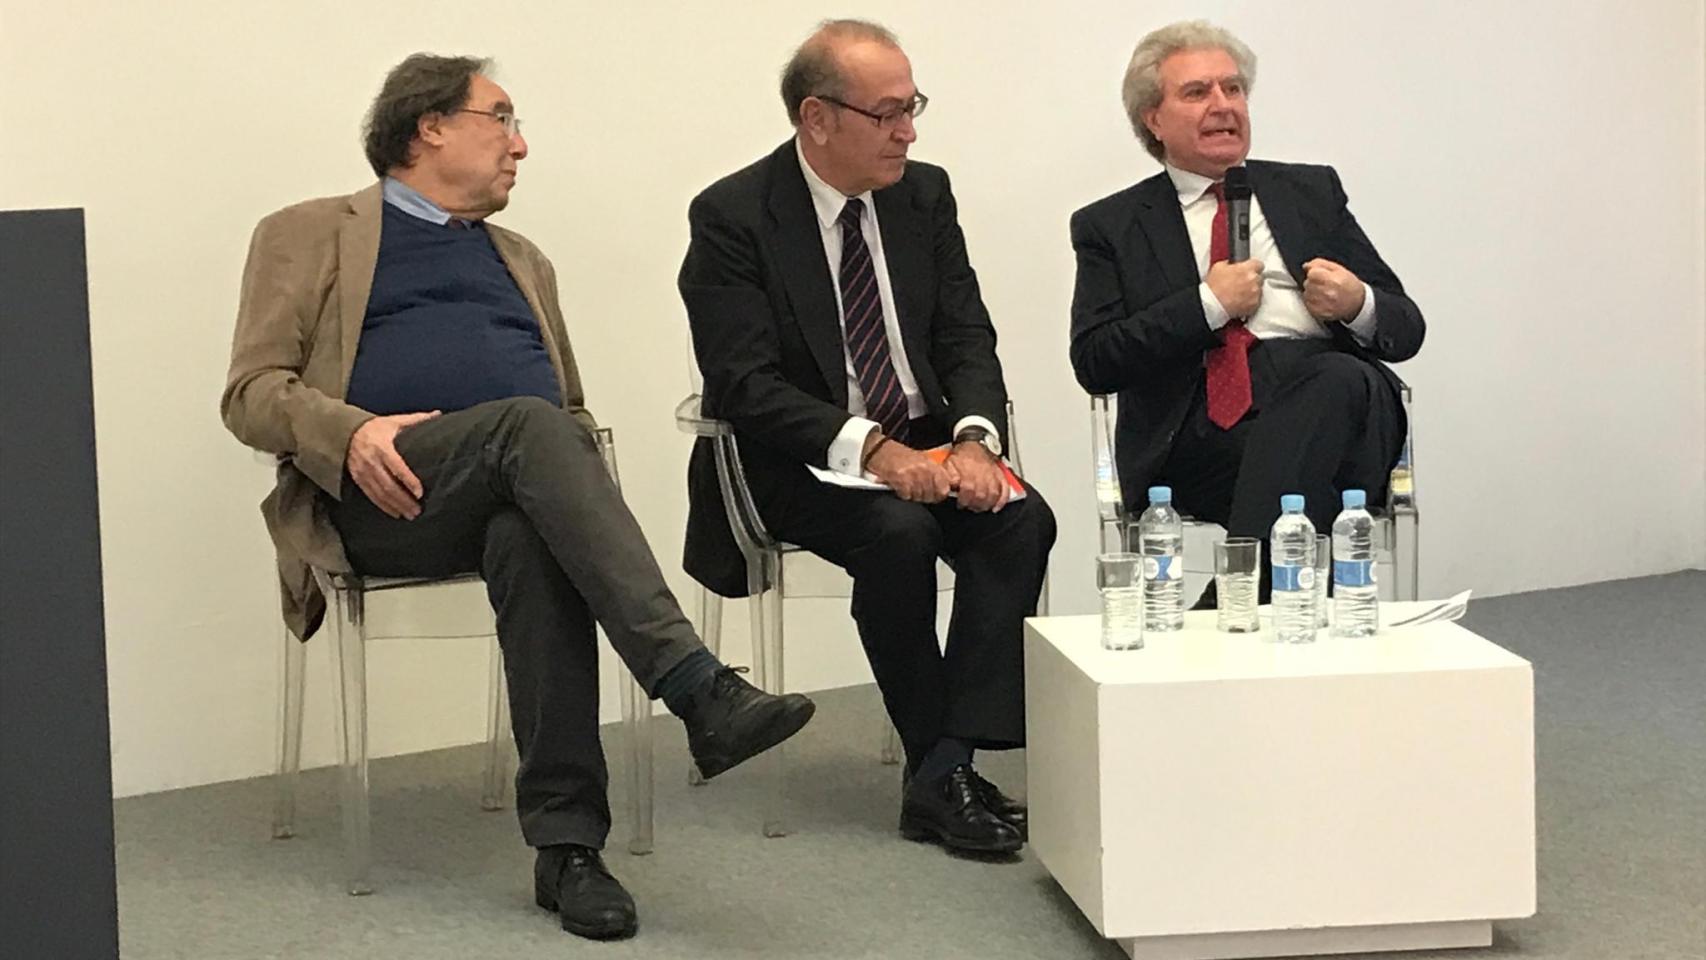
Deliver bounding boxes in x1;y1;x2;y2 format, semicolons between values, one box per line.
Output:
1068;20;1425;600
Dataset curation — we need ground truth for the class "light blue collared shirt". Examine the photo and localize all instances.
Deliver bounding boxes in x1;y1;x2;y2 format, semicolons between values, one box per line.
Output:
382;177;457;225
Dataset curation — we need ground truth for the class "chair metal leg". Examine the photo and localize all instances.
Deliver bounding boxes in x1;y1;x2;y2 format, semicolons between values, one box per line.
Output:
328;586;374;896
698;587;723;658
750;551;789;838
271;629;307;839
879;723;902;766
480;638;510;812
689;588;723;787
1396;511;1420;602
620;664;655;855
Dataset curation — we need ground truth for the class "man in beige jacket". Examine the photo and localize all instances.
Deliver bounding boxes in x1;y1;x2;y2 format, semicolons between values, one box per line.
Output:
222;54;814;941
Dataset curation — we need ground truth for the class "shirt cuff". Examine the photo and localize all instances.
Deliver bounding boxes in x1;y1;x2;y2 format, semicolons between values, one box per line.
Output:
1344;283;1378;345
951;415;1002;457
828;416;880;476
1199;282;1232;331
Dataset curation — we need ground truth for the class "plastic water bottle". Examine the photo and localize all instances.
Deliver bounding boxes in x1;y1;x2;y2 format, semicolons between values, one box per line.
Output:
1270;494;1317;643
1138;486;1185;631
1331;489;1380;637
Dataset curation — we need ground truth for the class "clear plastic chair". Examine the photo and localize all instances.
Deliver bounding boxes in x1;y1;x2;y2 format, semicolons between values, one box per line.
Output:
674;397;1046;837
269;427;654;897
1090;386;1419;600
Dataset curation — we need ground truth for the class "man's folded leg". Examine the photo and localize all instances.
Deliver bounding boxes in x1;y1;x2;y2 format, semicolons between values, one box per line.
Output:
330;397;816;936
364;398;816;776
1230;348;1404;539
1160;347;1402;606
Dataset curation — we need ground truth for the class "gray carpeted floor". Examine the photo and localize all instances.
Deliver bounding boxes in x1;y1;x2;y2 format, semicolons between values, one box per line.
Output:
113;571;1705;959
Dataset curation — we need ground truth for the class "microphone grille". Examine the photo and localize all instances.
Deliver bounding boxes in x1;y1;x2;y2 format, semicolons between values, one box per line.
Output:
1223;166;1251;199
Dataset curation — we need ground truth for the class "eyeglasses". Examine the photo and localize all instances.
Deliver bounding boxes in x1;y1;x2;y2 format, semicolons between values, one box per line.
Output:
455;107;523;138
816;92;928;128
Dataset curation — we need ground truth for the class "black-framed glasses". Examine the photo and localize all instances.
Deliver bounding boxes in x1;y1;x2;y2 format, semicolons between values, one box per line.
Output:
817;92;928;128
455;107;523;138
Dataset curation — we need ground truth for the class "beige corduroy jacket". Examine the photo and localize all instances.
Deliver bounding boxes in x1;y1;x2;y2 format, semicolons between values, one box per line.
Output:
221;182;594;640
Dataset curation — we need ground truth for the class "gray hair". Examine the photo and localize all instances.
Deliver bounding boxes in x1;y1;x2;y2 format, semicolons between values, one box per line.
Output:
362;53;492;178
779;19;900;127
1122;21;1257;161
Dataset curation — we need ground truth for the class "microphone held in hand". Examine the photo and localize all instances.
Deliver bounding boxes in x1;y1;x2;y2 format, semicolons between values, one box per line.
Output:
1223;166;1251;262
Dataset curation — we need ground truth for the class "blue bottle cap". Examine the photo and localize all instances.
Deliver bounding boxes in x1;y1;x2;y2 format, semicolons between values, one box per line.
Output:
1148;485;1172;504
1342;489;1367;509
1280;493;1305;512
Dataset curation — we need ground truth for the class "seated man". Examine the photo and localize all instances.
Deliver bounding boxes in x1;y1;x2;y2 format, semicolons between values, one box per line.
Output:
1069;20;1424;598
678;20;1056;857
221;54;815;941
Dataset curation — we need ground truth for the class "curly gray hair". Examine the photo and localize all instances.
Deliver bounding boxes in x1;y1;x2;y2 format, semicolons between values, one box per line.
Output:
1122;21;1257;161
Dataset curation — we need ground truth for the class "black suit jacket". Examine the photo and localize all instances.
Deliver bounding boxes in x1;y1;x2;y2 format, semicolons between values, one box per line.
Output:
679;140;1009;596
1068;159;1425;512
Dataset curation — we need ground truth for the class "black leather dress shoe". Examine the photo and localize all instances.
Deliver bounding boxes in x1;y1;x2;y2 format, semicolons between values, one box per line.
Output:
534;844;637;940
967;769;1027;838
899;763;1023;854
682;667;816;780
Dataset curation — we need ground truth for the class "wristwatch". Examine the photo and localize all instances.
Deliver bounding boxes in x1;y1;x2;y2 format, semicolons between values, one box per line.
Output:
953;425;1002;458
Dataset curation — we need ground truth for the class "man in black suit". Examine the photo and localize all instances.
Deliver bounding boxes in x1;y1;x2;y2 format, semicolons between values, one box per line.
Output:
1070;20;1423;596
678;19;1055;856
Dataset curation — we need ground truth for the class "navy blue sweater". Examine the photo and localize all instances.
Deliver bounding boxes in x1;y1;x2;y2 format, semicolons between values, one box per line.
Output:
345;204;561;415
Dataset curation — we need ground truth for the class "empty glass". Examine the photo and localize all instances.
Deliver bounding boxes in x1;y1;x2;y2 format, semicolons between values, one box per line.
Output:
1214;538;1261;633
1313;534;1331;629
1097;553;1144;650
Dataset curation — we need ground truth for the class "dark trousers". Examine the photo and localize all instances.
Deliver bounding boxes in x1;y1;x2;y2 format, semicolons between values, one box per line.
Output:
753;464;1056;771
330;397;703;850
1162;340;1405;539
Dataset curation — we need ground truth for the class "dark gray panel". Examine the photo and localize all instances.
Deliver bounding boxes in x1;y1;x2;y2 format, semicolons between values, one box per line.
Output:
0;208;120;960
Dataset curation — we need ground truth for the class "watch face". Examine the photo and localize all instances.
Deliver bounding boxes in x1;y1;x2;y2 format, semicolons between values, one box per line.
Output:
955;427;1000;457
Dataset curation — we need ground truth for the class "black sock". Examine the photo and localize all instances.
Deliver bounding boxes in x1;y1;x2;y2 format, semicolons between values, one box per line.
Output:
914;737;974;784
654;648;723;719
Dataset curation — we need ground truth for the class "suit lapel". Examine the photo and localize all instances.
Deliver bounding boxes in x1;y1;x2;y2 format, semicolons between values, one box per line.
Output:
336;183;384;394
873;181;931;367
1133;174;1200;293
766;143;849;404
1247;161;1308;283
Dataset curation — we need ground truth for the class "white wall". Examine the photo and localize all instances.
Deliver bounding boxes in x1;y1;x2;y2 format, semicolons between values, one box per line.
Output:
1;0;1701;798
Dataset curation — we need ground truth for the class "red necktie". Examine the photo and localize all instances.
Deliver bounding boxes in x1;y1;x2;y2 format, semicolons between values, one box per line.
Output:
1204;182;1255;429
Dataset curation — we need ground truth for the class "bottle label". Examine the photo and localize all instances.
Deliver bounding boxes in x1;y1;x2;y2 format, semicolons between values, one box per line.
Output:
1273;563;1312;592
1334;559;1377;588
1143;555;1180;582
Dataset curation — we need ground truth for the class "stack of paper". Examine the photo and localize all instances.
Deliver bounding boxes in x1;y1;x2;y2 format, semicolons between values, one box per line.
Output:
1381;590;1473;629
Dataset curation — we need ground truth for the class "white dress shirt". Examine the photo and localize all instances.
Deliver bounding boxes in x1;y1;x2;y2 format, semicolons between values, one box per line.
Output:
797;139;998;475
1166;164;1377;344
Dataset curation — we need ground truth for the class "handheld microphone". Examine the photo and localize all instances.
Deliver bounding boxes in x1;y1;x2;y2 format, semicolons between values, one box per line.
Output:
1223;166;1251;262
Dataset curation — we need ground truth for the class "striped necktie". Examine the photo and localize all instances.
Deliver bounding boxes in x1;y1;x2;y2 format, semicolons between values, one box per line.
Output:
837;198;909;439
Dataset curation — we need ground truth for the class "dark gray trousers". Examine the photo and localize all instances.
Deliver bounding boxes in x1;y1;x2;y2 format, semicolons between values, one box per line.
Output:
331;396;703;850
1162;340;1405;539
